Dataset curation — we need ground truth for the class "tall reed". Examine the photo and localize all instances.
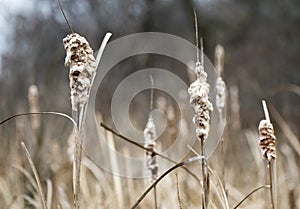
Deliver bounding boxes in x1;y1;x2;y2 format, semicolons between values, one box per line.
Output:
188;10;213;208
63;32;112;208
144;75;159;208
258;100;277;209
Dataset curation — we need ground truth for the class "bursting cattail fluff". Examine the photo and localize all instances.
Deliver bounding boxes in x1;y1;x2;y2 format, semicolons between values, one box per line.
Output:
188;62;213;141
63;33;96;111
258;119;277;161
216;77;226;113
144;114;158;182
214;45;226;113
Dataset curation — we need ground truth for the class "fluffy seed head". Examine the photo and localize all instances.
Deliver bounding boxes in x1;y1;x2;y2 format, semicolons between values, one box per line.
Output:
63;33;96;110
188;62;213;141
144;114;158;182
216;77;226;112
258;119;277;161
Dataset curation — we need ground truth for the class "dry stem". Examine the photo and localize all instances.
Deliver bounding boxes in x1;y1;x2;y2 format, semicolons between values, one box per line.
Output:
261;100;277;209
21;141;47;209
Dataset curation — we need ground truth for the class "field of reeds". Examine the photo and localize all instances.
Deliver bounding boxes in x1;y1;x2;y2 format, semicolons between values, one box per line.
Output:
0;2;299;209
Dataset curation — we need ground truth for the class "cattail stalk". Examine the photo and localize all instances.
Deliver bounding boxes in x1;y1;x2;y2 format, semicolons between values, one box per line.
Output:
189;9;213;208
214;45;226;117
144;114;159;208
63;32;112;208
144;76;159;208
214;44;227;191
259;100;277;209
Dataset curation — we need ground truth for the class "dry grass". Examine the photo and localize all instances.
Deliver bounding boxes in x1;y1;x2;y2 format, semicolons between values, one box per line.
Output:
0;102;299;208
0;16;299;209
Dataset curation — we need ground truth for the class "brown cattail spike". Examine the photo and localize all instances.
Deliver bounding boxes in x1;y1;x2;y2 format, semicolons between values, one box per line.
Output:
259;119;277;161
63;33;96;110
214;45;226;113
144;114;159;182
189;11;213;142
188;62;213;141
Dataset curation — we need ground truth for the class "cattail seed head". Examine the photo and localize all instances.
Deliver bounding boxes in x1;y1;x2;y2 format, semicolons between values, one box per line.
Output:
216;77;226;113
188;62;213;141
63;33;96;110
214;45;224;76
214;44;226;113
144;114;157;144
258;119;277;161
28;84;40;131
144;114;158;182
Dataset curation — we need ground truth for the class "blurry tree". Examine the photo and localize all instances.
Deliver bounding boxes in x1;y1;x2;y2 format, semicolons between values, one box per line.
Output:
0;0;299;133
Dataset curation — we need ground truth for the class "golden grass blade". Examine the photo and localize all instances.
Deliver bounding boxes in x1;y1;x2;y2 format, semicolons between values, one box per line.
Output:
13;164;38;193
46;179;53;209
175;173;183;209
233;185;270;209
106;131;124;208
21;141;47;209
208;166;229;209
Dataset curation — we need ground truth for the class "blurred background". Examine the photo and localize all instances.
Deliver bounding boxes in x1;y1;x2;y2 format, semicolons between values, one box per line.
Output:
0;0;299;129
0;0;299;208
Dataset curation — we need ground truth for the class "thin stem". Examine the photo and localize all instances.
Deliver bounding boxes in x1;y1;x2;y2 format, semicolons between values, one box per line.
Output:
57;0;74;33
95;32;113;70
193;9;199;63
130;156;204;209
188;142;209;209
262;100;270;122
200;137;209;209
150;74;154;111
176;173;183;209
221;139;227;197
268;161;276;209
0;112;76;127
154;186;158;209
72;104;86;209
200;37;204;67
233;185;270;209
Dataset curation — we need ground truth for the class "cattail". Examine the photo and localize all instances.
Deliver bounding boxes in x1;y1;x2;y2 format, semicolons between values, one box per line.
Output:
214;45;226;113
191;10;212;208
258;119;277;161
188;17;213;142
259;100;277;209
63;31;112;209
188;61;213;142
63;33;96;209
144;114;158;182
258;101;277;161
27;84;40;133
63;33;96;111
